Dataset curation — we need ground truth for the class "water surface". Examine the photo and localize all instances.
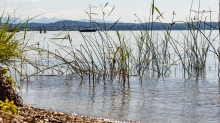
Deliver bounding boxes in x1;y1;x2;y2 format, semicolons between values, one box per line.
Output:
19;30;220;123
20;75;220;123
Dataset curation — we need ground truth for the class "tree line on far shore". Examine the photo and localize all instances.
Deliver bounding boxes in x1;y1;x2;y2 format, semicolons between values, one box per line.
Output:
14;20;219;31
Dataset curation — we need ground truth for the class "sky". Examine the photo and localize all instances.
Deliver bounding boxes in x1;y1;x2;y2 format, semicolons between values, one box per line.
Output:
0;0;219;23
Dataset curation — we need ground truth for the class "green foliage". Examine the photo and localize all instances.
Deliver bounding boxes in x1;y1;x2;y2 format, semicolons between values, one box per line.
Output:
151;0;163;18
7;76;20;90
154;7;163;18
0;68;20;90
0;24;21;64
0;68;7;75
0;7;37;66
0;98;18;115
0;7;36;90
151;0;155;15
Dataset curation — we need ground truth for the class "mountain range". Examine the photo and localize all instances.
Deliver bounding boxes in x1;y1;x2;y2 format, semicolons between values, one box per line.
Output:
1;17;121;23
29;17;65;23
29;17;121;23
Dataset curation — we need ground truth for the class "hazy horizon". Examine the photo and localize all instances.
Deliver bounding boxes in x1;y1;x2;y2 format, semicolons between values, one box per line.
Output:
0;0;219;23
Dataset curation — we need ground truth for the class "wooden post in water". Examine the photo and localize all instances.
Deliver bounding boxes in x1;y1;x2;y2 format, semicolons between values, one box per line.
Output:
218;0;220;76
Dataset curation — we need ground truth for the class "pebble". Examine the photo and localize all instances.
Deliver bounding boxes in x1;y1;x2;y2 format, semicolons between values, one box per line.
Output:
0;117;2;123
0;104;126;123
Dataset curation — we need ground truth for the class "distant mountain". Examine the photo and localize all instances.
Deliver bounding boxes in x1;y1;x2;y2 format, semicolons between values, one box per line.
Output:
1;17;65;23
79;18;123;23
28;17;122;23
29;17;66;23
1;16;123;24
1;17;23;23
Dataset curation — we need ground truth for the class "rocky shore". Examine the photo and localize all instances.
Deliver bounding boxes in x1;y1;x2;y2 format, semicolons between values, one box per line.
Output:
0;104;136;123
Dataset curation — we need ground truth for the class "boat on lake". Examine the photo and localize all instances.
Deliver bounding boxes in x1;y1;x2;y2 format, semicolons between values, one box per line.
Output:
79;5;96;32
79;28;96;32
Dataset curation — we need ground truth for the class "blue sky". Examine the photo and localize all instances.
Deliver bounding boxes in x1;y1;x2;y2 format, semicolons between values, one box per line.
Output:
0;0;219;22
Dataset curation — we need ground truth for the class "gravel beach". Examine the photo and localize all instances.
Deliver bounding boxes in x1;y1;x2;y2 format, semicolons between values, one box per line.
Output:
0;104;136;123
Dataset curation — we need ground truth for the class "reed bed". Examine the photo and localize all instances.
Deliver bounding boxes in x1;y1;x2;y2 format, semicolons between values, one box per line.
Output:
2;0;220;87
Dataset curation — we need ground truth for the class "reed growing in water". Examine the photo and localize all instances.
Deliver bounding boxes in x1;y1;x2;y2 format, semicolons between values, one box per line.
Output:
10;0;220;87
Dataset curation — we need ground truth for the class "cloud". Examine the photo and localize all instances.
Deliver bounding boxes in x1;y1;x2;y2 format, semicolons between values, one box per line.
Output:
0;8;13;14
5;0;11;3
104;6;113;11
60;10;84;15
37;8;46;13
30;0;39;2
11;0;39;2
45;13;60;18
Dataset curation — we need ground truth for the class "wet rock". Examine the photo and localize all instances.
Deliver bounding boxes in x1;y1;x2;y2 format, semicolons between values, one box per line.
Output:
44;118;49;122
0;73;22;106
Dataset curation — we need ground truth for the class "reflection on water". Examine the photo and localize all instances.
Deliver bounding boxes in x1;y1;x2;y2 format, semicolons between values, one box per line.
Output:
19;75;220;123
17;30;220;122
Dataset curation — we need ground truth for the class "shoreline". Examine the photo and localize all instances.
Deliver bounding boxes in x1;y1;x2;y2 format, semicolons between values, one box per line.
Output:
0;104;136;123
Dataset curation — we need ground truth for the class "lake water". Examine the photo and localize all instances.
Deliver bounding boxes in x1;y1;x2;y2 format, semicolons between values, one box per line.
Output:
18;30;220;123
